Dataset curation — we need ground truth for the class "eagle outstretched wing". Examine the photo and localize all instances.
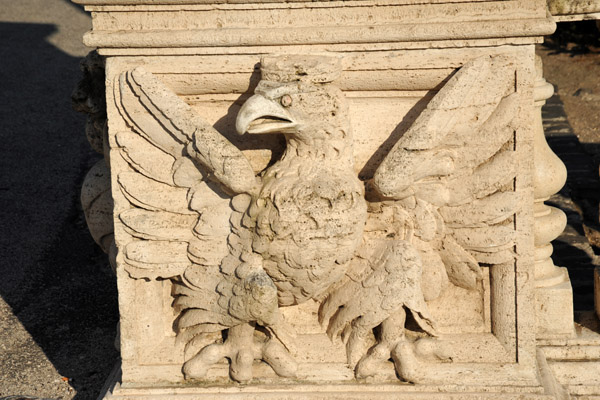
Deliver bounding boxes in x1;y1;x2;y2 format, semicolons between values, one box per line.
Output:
372;54;520;290
114;68;277;343
320;55;520;380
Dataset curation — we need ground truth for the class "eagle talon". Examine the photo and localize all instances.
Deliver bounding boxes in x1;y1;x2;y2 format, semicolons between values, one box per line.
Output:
262;338;298;378
183;341;228;380
230;347;255;383
391;337;451;383
182;322;298;383
392;340;425;384
355;342;393;379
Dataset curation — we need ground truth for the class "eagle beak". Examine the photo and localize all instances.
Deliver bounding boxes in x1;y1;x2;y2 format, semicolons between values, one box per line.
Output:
236;94;296;135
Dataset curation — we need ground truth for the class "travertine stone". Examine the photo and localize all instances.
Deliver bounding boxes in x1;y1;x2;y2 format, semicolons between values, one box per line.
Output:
532;55;575;339
596;267;600;320
70;0;600;398
110;53;526;384
547;0;600;21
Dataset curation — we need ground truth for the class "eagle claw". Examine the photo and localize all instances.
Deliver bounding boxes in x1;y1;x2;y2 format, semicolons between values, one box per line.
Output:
183;322;298;383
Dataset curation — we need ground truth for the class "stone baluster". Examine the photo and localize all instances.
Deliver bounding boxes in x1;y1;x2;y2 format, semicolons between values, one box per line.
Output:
533;55;575;338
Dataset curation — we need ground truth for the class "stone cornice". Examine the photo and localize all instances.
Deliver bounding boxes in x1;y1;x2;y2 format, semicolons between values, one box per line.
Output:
547;0;600;21
547;0;600;15
77;0;554;50
84;19;555;49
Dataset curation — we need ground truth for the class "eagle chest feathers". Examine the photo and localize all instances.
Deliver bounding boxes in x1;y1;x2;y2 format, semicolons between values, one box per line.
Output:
251;165;367;306
232;55;369;306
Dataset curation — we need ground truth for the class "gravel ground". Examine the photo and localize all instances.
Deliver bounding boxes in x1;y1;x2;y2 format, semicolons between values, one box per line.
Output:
0;4;599;399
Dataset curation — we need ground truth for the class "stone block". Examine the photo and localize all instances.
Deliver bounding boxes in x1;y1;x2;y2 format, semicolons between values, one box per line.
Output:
535;276;576;339
68;0;600;398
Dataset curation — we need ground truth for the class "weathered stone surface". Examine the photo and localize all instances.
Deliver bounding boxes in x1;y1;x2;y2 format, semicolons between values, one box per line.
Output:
70;0;600;398
548;0;600;21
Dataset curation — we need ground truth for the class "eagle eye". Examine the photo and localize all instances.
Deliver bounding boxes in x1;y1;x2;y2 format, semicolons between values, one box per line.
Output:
280;94;293;108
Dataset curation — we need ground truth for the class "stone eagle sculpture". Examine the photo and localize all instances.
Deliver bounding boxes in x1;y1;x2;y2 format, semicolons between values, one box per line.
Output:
114;54;519;383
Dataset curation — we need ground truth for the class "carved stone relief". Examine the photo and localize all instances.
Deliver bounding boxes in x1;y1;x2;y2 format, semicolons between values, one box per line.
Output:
71;1;600;397
111;53;521;383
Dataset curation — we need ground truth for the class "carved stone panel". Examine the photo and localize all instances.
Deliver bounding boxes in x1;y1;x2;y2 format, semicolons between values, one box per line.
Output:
72;0;600;398
100;48;542;391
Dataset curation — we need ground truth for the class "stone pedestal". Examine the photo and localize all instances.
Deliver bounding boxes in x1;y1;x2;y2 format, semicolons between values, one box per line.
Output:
71;0;600;398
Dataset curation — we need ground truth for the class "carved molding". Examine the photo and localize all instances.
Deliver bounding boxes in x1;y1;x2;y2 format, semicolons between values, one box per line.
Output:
75;1;554;51
547;0;600;21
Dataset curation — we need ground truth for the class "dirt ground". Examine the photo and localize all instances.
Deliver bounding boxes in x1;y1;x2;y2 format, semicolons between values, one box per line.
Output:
0;7;599;400
540;21;600;151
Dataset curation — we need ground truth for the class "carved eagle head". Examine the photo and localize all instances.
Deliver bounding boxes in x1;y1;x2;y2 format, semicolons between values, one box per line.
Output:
236;55;352;162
